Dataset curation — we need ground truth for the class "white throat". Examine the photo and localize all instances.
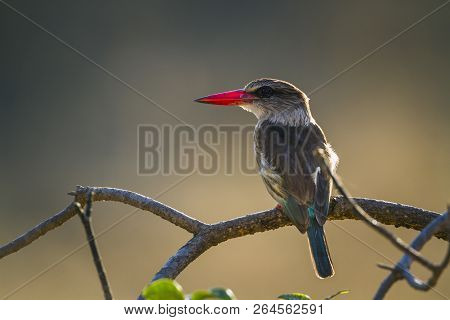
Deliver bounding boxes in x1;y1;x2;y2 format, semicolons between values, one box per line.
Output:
241;104;311;127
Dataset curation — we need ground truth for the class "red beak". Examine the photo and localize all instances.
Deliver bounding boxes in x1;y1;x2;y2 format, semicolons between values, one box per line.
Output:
195;89;257;106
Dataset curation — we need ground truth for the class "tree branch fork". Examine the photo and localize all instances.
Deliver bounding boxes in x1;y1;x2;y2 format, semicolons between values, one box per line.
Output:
0;184;448;299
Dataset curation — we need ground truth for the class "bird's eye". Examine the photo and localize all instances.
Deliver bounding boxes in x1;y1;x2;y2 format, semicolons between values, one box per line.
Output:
256;86;274;98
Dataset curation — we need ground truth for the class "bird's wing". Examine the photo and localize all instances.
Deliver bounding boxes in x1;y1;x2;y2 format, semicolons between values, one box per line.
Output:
255;121;316;231
314;169;333;225
277;121;337;227
305;122;338;226
255;119;338;229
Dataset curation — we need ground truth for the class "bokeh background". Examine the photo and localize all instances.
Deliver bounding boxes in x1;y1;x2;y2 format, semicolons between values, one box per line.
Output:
0;0;449;300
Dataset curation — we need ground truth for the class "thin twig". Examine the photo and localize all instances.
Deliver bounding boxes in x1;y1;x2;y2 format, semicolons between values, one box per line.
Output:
313;149;449;299
0;203;79;259
76;192;113;300
374;211;449;299
316;149;439;271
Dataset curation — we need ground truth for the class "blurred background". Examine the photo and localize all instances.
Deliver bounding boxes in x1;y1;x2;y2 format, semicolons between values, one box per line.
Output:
0;0;449;299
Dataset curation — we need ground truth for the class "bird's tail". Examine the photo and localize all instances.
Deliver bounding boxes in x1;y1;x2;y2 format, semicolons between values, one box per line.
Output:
306;208;334;279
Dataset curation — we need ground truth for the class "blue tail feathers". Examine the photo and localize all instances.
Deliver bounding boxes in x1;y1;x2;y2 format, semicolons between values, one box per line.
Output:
306;207;334;278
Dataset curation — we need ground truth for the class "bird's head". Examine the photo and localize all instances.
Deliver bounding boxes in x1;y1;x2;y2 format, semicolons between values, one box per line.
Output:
195;78;311;125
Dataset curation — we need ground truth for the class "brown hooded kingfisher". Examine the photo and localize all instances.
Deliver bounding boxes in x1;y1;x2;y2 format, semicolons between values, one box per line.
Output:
195;78;339;278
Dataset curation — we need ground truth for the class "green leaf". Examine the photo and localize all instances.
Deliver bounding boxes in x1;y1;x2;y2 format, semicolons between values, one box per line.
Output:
189;287;237;300
325;290;350;300
278;293;311;300
141;278;185;300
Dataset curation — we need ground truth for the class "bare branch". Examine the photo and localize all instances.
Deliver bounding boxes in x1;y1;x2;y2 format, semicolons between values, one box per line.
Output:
1;184;448;300
0;203;79;259
76;192;113;300
1;186;446;263
374;211;449;299
72;186;206;234
153;234;212;282
316;149;439;271
313;149;449;299
138;203;447;299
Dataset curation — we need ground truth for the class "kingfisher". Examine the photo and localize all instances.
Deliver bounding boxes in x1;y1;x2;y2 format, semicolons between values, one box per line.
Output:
195;78;339;278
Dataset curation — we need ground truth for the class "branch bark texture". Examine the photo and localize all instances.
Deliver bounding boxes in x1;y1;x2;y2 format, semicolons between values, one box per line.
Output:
1;186;446;263
0;185;447;300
